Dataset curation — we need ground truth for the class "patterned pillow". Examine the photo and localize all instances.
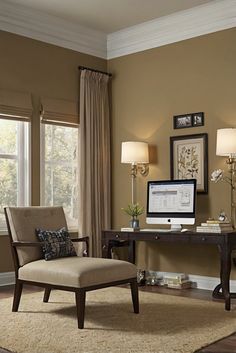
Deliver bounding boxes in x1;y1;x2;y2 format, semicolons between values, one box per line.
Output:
36;227;77;261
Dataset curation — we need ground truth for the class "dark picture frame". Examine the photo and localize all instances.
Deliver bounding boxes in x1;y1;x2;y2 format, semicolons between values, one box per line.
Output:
192;112;204;127
170;133;208;194
173;114;192;129
173;112;204;129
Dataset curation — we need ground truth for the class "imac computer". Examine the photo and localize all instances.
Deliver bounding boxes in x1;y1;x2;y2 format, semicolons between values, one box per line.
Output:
146;179;196;231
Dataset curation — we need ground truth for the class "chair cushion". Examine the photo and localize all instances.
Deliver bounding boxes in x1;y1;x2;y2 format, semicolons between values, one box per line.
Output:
18;257;137;288
36;227;76;261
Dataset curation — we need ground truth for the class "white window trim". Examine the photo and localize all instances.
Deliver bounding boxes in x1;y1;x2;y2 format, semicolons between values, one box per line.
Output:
0;120;31;233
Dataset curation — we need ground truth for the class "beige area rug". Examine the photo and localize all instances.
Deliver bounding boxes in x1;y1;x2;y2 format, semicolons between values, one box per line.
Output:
0;287;236;353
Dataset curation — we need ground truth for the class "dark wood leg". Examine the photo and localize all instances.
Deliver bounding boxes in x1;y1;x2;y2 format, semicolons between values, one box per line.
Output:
75;289;86;329
221;245;231;311
212;244;224;299
102;240;111;258
43;287;51;302
214;244;232;310
128;240;135;263
130;280;139;314
12;280;23;312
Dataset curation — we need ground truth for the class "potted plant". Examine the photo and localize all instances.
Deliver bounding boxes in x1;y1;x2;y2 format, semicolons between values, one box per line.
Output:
122;203;144;229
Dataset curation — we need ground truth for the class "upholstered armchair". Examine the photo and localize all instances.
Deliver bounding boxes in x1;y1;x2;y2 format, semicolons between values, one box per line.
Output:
5;206;139;329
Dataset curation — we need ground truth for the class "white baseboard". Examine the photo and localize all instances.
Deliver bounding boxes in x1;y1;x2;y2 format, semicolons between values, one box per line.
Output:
188;274;236;292
1;270;236;292
0;271;15;286
147;271;236;292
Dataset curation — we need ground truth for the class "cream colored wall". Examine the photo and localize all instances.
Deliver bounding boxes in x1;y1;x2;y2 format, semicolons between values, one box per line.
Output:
108;28;236;278
0;30;106;273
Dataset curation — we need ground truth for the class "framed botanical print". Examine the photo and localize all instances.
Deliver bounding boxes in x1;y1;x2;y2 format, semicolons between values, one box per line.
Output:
170;133;208;194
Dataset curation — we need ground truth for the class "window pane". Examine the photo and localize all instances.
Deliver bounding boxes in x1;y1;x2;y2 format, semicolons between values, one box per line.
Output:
45;125;77;162
0;119;29;230
0;119;17;154
0;158;17;225
41;124;78;229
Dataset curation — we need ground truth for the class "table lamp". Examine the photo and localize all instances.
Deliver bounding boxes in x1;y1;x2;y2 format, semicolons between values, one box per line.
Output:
121;141;149;204
216;128;236;227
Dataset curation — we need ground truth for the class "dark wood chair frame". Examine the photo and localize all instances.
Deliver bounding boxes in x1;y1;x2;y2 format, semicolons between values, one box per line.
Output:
5;209;139;329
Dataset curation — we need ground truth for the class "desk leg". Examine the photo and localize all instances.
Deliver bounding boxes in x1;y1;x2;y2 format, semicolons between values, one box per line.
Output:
221;245;231;311
102;240;111;258
213;244;231;310
212;245;224;300
128;240;135;263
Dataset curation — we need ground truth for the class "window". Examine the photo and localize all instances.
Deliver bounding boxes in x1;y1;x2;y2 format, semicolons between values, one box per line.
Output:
0;119;30;230
40;124;78;229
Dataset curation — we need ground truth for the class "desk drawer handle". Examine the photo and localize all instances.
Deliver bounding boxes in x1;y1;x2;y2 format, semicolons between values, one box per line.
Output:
201;237;206;241
155;235;160;240
115;234;120;239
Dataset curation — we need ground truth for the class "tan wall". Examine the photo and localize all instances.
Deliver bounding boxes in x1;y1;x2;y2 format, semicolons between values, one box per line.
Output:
1;28;236;279
108;28;236;278
0;30;106;272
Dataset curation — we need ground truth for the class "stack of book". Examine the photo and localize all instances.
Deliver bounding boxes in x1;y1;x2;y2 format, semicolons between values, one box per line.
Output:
196;220;233;233
120;227;138;232
163;273;192;289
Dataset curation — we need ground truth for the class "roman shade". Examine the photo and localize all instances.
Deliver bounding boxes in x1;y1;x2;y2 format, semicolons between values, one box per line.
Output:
41;97;79;127
0;89;32;121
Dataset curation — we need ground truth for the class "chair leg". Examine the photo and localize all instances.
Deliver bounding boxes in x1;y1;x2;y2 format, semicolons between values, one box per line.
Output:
43;287;51;303
75;289;86;329
12;280;23;312
130;280;139;314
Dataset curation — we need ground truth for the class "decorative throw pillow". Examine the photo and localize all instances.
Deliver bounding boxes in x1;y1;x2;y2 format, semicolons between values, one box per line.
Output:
36;227;77;261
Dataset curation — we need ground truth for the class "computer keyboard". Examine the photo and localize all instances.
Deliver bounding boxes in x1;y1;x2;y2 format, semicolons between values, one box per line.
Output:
140;228;172;233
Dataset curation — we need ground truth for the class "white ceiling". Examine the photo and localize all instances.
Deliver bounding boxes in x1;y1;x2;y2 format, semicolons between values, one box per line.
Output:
5;0;214;33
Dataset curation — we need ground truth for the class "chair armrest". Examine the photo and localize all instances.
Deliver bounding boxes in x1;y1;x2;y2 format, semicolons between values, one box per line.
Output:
71;236;89;257
71;236;89;243
12;241;43;247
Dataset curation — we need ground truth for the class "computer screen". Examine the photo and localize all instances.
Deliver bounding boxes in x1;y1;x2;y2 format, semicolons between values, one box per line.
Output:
146;179;196;230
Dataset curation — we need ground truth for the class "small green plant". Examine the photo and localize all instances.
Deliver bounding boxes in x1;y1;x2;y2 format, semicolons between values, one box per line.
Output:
122;203;144;220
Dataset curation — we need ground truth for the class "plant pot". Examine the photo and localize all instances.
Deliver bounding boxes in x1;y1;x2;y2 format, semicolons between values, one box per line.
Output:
129;219;140;229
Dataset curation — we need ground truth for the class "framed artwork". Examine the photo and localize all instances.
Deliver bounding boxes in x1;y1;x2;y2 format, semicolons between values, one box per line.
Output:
170;133;208;194
173;114;192;129
173;112;204;129
192;112;204;127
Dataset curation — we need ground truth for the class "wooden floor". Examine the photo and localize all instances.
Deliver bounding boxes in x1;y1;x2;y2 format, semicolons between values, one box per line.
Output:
0;284;235;353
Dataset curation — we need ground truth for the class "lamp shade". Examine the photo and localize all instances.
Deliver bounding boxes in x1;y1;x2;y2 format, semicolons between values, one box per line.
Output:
121;141;149;164
216;128;236;156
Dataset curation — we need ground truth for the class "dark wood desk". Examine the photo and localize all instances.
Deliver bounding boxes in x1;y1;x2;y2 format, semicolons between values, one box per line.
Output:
102;229;236;311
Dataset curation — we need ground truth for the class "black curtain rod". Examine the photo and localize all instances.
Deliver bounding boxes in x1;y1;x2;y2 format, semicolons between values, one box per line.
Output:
78;66;112;77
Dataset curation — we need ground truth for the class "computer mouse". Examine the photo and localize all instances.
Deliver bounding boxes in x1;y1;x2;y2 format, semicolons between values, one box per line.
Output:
181;229;188;232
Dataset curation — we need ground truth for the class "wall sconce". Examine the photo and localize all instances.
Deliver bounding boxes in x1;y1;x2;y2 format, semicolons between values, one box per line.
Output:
216;128;236;227
121;141;149;204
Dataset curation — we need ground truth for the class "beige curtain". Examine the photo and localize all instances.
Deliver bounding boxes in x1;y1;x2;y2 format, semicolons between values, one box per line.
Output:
79;70;111;257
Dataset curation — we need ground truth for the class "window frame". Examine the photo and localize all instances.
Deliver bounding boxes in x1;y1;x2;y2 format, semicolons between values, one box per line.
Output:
0;118;31;233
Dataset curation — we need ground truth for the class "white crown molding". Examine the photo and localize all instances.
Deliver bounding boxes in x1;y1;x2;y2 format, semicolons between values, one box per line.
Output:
0;271;15;286
0;0;107;59
0;1;235;60
107;0;236;59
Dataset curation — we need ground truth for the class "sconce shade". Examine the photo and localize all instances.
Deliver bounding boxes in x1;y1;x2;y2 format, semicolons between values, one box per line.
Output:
216;128;236;156
121;141;149;164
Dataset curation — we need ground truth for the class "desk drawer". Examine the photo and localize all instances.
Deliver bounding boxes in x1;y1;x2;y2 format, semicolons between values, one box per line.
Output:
130;233;189;242
103;231;128;241
190;234;224;244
